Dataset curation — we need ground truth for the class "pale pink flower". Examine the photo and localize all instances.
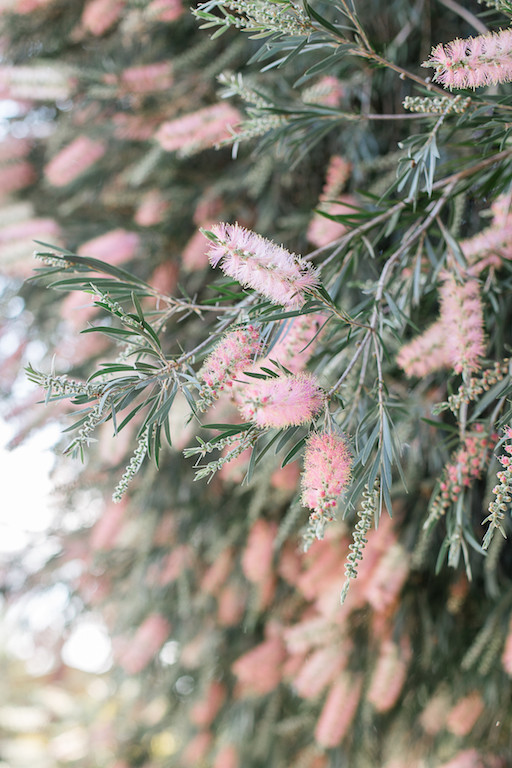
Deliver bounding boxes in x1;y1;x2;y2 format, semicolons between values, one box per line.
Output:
155;103;241;155
363;542;410;613
367;638;411;712
78;228;140;264
0;161;36;198
314;673;362;748
446;691;485;736
307;156;354;247
217;583;247;627
213;744;239;768
90;499;127;551
420;690;452;735
200;547;233;595
157;544;192;586
190;680;226;727
302;76;345;107
293;645;348;700
264;314;325;373
241;519;277;584
181;732;212;765
439;273;485;374
145;0;185;22
437;750;492;768
236;373;324;429
81;0;125;36
397;319;451;377
205;222;319;308
0;137;31;163
134;190;170;226
232;636;286;695
301;431;352;518
199;326;261;393
119;62;173;93
424;30;512;90
117;613;171;673
182;228;211;271
44;136;106;187
113;113;161;141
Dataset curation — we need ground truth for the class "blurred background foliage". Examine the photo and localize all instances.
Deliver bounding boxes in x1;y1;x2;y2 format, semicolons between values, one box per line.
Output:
1;1;512;767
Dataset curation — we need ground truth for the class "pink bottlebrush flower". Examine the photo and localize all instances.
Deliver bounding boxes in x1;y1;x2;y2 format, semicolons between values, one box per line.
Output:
322;156;352;198
264;313;326;373
190;680;226;727
146;0;185;22
437;750;495;768
44;136;106;187
158;544;192;586
155;103;241;155
0;161;36;198
0;217;61;277
363;542;410;613
90;499;127;551
446;691;485;736
367;638;411;712
134;190;170;226
302;76;345;107
217;583;247;627
119;62;173;94
232;636;286;695
81;0;125;36
213;744;239;768
423;30;512;90
78;228;140;264
293;644;348;700
181;732;212;765
11;0;56;12
201;547;233;595
199;326;261;393
314;673;362;748
117;613;171;673
236;373;324;429
193;191;224;226
205;222;319;308
420;690;452;735
397;319;452;377
113;113;161;141
301;431;352;519
0;137;31;163
307;195;357;248
182;228;211;271
439;273;485;374
241;519;277;584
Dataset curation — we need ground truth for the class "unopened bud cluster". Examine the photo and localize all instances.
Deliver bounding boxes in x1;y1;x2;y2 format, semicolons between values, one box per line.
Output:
482;425;512;548
340;481;379;603
403;95;471;114
435;359;511;414
112;428;150;503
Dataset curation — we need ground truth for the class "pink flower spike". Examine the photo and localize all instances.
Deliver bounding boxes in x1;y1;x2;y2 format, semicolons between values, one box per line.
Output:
204;222;320;308
423;30;512;90
236;373;324;429
301;431;352;519
439;273;485;374
199;326;261;394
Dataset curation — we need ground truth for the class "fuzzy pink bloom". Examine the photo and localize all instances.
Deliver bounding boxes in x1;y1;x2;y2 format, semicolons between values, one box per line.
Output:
190;681;226;727
201;547;233;595
307;157;353;247
155;103;241;155
118;62;174;93
437;751;492;768
363;542;410;613
397;319;452;377
446;691;485;736
420;690;452;735
90;499;127;551
242;519;277;584
0;161;36;198
44;136;106;187
0;137;31;163
146;0;185;22
232;636;286;695
134;190;170;226
205;222;319;308
199;326;261;393
0;64;76;101
301;431;352;518
0;216;61;277
302;76;345;107
263;314;325;373
367;638;411;712
439;273;485;374
424;30;512;90
236;373;324;429
81;0;125;36
117;613;171;674
157;544;192;586
78;228;139;264
293;644;348;700
314;673;362;748
181;732;212;765
182;228;211;271
213;744;239;768
217;583;247;627
10;0;56;12
113;113;161;141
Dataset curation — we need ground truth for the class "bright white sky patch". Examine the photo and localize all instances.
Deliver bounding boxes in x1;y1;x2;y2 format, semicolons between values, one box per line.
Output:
61;619;112;674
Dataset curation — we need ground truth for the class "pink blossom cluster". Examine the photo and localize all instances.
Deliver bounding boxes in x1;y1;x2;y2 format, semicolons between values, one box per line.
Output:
446;691;485;736
0;213;61;277
199;326;262;394
314;673;363;747
112;113;162;141
302;75;345;107
77;228;140;264
115;613;171;674
155;103;241;155
261;313;326;373
367;638;412;713
439;273;485;374
501;615;512;675
0;160;35;199
398;274;485;377
241;519;277;585
438;424;494;506
190;681;226;727
205;222;319;308
80;0;125;36
44;136;106;187
307;155;354;248
114;62;174;94
236;373;324;429
145;0;185;22
3;0;55;13
301;431;352;520
424;30;512;90
134;189;170;227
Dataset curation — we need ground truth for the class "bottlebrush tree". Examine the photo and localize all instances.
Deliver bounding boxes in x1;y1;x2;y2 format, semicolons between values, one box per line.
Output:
2;0;512;766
